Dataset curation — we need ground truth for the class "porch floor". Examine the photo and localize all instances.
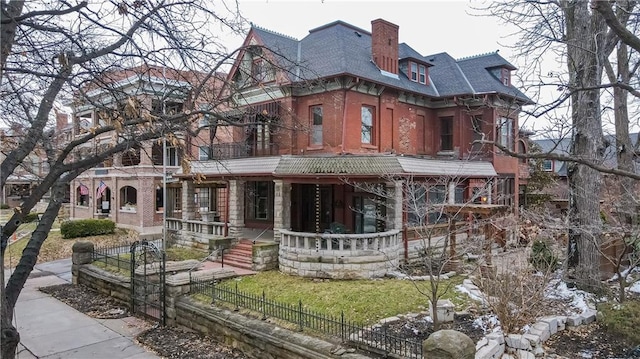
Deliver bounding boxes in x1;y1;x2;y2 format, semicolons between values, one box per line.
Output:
239;227;275;243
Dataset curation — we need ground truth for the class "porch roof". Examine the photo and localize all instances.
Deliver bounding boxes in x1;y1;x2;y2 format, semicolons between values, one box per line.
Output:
185;155;497;178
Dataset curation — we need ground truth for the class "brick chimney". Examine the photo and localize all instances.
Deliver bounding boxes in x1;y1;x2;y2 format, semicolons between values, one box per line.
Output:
371;19;399;74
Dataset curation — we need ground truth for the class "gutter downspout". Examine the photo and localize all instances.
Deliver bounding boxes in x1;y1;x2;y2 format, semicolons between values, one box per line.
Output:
341;78;360;153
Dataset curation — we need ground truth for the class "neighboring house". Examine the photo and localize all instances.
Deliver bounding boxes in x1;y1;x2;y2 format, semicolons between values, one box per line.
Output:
532;133;640;213
167;18;532;278
68;65;226;236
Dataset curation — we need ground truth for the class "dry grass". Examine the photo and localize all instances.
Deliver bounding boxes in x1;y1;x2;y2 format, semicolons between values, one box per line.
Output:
3;228;137;268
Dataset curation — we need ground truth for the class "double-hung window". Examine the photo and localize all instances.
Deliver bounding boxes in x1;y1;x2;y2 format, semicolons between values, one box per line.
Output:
310;106;323;146
361;106;374;144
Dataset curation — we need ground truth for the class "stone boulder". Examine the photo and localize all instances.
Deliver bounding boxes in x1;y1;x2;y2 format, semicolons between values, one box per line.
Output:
422;329;475;359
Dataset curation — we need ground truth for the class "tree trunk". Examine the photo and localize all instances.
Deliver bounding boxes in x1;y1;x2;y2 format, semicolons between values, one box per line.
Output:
563;1;607;291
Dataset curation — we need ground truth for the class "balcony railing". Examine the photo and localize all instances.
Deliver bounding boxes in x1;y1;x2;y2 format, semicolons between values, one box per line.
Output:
166;218;226;236
279;229;401;254
209;142;279;160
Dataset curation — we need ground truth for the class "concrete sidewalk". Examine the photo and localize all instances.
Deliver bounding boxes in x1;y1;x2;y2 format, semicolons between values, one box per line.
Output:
6;259;160;359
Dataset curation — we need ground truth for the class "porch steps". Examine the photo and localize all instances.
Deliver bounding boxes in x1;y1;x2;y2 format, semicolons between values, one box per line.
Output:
213;239;254;270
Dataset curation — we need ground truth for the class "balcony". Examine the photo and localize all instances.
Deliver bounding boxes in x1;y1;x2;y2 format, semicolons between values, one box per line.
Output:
209;142;279;160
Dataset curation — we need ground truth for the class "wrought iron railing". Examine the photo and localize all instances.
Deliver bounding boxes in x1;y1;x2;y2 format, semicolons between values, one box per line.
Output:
190;278;422;358
209;142;279;160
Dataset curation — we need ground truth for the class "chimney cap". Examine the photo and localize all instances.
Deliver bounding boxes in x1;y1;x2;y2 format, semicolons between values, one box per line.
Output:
371;18;399;29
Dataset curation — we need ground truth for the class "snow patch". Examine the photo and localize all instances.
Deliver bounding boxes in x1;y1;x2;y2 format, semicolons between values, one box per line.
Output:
473;314;501;333
545;279;594;314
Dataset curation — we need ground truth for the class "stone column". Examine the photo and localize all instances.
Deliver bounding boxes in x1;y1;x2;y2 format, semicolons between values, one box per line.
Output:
228;180;245;238
448;182;456;204
140;142;153;165
390;180;403;231
113;152;123;167
71;241;94;285
272;180;291;243
182;180;195;220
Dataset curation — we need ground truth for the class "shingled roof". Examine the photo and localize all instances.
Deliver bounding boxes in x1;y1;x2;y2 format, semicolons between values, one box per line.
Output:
185;155;497;178
250;20;531;103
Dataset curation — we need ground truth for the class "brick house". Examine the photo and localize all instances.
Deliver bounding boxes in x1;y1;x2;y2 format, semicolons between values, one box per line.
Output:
68;65;227;236
167;19;532;278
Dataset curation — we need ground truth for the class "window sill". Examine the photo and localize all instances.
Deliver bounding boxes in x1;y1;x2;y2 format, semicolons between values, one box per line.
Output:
361;144;377;150
306;145;324;151
437;150;455;156
120;208;137;213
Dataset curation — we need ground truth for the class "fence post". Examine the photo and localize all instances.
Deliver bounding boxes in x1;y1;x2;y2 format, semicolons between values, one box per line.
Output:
341;311;345;342
261;290;266;320
234;282;239;311
210;280;216;305
298;299;303;332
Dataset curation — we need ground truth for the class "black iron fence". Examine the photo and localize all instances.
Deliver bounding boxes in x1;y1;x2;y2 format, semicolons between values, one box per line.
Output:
190;278;422;358
91;243;133;275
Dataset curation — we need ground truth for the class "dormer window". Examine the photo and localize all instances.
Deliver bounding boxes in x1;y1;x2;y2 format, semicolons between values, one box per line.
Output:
409;61;427;84
252;59;275;84
501;68;511;86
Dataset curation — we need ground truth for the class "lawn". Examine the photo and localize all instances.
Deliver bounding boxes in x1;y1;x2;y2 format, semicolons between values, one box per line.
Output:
220;271;467;325
3;227;136;268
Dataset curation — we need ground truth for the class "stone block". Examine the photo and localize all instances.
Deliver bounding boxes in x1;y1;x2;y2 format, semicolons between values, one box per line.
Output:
505;334;531;351
516;349;535;359
556;316;567;331
486;332;505;345
540;317;558;335
566;315;582;327
476;337;489;351
532;322;550;342
430;299;455;323
581;309;597;324
474;339;503;359
522;333;540;348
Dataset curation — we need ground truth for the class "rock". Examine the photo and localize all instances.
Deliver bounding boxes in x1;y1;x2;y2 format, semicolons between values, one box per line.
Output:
475;340;504;359
505;334;531;350
423;330;475;359
581;309;597;324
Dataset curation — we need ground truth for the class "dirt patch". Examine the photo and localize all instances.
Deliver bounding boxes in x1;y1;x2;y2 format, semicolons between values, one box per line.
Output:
545;323;640;359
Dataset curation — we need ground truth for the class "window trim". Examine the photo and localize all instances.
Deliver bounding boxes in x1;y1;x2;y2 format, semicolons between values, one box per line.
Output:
542;159;553;172
501;68;511;86
361;106;375;145
439;117;454;151
496;117;515;151
310;105;323;146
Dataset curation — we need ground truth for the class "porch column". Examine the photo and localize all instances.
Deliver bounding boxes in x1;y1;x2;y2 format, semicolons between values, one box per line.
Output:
448;182;456;204
273;180;291;243
389;180;403;230
182;180;195;220
140;142;153;165
228;179;245;238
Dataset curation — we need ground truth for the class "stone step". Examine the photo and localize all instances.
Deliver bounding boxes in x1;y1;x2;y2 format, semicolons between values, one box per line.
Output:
221;253;252;264
218;258;253;270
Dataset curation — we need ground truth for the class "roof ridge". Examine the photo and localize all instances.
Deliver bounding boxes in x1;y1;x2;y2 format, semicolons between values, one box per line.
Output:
456;51;499;62
251;23;298;41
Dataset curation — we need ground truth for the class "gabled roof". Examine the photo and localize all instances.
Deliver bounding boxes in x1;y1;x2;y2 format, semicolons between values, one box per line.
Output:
245;20;531;103
184;155;497;178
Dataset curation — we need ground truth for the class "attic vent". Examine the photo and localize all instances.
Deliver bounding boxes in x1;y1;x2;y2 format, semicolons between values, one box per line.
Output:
354;31;361;37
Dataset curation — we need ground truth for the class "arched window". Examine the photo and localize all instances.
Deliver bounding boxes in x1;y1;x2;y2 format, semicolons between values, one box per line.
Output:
518;140;527;163
76;184;89;206
120;186;137;211
122;147;140;166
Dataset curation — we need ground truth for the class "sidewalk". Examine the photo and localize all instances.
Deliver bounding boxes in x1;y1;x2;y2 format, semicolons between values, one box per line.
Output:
6;258;160;359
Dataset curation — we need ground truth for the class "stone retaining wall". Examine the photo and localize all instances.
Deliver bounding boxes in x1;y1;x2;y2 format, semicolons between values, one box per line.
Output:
77;265;130;307
175;297;368;359
253;242;278;271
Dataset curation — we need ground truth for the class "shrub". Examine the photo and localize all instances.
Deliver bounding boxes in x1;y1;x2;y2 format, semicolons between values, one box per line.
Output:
23;212;40;223
61;219;116;239
529;240;560;273
0;203;9;209
598;301;640;346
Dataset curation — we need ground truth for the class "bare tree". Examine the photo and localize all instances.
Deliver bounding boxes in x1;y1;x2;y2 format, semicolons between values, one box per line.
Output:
0;1;294;357
475;1;640;291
